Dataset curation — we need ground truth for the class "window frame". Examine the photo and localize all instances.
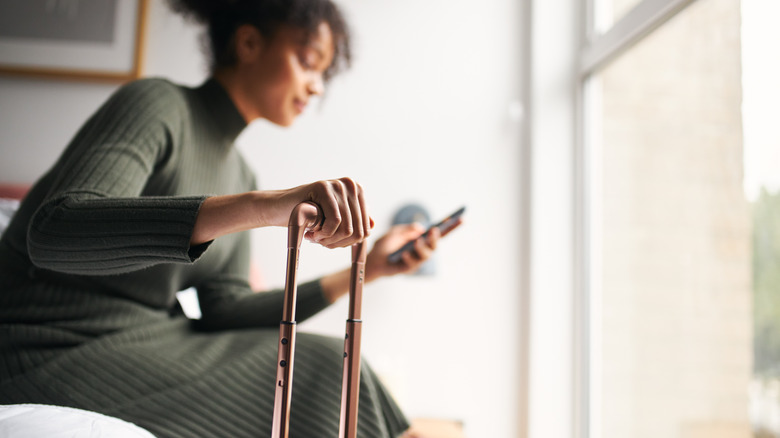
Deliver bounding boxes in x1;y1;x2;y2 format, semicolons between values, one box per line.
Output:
574;1;700;438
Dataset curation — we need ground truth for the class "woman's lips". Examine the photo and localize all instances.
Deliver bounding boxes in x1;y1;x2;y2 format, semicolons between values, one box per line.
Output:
294;99;307;114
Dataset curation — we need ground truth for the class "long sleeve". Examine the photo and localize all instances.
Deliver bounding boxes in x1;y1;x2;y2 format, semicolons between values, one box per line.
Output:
26;79;210;275
193;280;331;330
28;194;208;274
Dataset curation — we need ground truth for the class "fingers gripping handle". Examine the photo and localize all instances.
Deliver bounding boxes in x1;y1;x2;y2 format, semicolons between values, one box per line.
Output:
287;201;322;248
273;203;367;438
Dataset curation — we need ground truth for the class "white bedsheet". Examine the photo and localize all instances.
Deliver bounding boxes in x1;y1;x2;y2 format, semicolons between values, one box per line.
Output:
0;404;156;437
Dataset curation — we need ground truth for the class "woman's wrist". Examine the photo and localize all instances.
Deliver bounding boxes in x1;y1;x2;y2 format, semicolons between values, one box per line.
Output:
248;190;285;228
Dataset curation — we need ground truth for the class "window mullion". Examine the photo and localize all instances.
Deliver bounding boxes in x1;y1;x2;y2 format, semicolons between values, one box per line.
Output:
580;0;697;76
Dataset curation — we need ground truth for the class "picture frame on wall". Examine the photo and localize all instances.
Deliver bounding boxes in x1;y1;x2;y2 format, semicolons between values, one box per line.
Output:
0;0;148;83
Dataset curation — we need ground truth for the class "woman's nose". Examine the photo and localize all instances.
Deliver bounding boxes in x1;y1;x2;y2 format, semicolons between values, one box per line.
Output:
307;74;325;96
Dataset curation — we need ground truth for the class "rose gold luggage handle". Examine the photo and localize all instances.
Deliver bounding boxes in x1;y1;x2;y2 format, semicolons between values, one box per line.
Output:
271;202;319;438
271;202;367;438
339;241;366;438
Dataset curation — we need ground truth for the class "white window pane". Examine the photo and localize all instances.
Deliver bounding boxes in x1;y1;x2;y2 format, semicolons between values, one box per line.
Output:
586;0;756;437
743;0;780;436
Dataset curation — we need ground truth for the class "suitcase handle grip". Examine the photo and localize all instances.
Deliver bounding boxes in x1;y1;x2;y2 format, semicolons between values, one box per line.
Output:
287;201;322;249
273;201;367;438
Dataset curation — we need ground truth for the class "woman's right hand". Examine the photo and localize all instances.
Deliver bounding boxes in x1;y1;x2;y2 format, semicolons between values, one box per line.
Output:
270;177;374;248
191;177;372;247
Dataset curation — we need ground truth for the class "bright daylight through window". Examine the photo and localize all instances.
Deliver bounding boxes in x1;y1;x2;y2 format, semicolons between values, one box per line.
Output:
584;0;780;437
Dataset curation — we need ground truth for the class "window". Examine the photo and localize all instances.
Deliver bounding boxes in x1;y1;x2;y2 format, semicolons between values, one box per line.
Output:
579;0;776;436
592;0;644;33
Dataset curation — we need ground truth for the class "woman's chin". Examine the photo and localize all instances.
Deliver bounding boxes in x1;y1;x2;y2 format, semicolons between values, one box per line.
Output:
268;114;297;127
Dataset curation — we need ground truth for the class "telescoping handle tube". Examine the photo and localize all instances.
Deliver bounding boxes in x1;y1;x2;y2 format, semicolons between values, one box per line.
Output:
271;202;321;438
339;241;366;438
271;202;367;438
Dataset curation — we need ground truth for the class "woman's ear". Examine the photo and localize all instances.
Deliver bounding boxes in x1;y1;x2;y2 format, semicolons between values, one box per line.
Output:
233;24;265;63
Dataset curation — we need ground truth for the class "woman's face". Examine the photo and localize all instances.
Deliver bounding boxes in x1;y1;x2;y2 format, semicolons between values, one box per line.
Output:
238;22;335;126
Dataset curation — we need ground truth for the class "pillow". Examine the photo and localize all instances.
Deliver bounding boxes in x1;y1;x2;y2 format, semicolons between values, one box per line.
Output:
0;404;156;438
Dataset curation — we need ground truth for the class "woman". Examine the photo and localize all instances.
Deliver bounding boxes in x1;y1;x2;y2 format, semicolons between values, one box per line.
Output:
0;1;441;436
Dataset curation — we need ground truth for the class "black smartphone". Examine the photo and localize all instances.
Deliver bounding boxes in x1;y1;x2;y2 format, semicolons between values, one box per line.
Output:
387;206;466;263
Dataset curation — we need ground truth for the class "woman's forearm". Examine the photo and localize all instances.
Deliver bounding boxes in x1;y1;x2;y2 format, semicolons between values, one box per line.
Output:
191;178;373;249
191;190;288;245
319;268;352;304
319;257;384;304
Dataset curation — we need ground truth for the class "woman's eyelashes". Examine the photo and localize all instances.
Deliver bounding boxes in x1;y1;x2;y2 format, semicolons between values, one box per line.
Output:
297;49;314;70
299;45;328;72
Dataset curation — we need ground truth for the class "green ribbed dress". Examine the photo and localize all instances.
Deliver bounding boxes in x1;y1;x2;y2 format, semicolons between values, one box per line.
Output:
0;78;409;437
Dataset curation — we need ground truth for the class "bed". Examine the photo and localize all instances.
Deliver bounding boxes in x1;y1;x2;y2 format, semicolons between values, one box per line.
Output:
0;184;157;437
0;185;467;438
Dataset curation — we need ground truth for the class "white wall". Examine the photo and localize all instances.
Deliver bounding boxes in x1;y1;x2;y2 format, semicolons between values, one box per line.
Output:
527;0;578;436
0;1;527;436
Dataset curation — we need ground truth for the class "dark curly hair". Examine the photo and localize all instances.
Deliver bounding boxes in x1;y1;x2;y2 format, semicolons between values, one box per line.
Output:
167;0;352;82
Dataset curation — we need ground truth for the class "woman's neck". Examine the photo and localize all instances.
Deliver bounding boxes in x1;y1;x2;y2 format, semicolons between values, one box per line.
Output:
212;69;259;123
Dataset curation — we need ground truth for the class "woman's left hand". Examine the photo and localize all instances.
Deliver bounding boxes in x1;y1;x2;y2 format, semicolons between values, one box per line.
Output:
364;223;441;282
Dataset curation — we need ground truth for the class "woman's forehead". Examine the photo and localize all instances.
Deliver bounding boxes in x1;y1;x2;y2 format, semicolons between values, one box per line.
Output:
307;22;334;53
274;22;334;57
288;22;333;49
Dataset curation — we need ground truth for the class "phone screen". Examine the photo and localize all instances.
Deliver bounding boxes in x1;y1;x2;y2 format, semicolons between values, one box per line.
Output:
387;206;465;263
